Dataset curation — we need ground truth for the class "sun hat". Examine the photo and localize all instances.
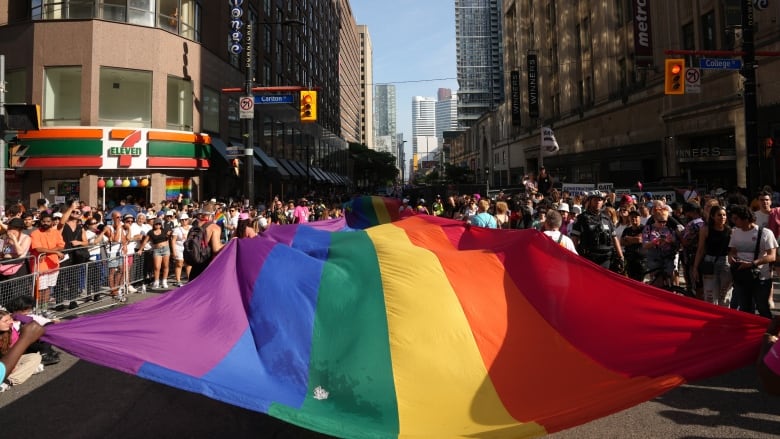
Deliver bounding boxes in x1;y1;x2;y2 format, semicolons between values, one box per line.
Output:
558;203;570;213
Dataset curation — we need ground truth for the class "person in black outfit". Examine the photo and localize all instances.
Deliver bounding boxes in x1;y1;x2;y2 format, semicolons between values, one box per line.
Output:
571;191;625;269
537;167;552;196
621;211;646;281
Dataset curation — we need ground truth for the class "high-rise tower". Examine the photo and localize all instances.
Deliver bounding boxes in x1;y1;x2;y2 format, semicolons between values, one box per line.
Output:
455;0;504;127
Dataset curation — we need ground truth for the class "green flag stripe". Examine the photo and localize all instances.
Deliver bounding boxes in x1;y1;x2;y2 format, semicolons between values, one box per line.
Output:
270;231;399;438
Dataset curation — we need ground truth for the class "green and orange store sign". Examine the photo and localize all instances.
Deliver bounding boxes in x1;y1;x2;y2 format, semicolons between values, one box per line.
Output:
10;127;212;170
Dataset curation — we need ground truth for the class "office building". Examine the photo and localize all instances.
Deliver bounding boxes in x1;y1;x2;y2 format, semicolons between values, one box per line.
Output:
0;0;353;206
455;0;505;128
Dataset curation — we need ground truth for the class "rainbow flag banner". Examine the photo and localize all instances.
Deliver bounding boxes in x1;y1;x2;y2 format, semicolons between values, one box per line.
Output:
165;177;192;201
44;212;767;438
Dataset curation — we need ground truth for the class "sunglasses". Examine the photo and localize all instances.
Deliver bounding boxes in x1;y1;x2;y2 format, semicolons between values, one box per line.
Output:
72;211;81;215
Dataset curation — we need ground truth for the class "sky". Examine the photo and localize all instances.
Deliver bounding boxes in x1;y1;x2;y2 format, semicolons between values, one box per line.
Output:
350;0;459;162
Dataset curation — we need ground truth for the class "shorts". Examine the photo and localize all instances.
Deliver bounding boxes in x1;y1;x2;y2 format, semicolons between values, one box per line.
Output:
38;270;59;289
107;253;123;269
153;246;171;257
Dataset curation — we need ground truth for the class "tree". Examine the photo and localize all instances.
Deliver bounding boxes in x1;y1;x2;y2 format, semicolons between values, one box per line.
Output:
349;143;398;190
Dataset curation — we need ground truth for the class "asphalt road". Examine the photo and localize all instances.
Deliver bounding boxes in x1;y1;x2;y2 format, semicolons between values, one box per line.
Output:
1;292;779;438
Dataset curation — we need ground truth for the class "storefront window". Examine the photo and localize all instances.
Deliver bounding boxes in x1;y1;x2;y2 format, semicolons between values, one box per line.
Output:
43;66;82;127
99;67;152;128
167;75;193;131
202;87;220;133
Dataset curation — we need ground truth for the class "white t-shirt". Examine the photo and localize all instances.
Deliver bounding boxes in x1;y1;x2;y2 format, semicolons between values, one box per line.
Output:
755;210;770;227
126;223;144;253
729;225;778;280
544;230;579;254
172;225;190;260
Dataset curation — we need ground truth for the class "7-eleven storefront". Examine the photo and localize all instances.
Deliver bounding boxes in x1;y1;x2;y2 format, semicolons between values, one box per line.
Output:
9;128;213;209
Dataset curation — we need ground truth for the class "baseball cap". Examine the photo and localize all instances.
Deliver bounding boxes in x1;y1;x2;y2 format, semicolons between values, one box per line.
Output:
165;210;175;216
643;192;653;199
52;212;63;218
179;213;189;220
123;213;135;221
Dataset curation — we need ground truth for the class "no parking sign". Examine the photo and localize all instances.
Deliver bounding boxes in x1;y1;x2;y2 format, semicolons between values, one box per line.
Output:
685;68;701;94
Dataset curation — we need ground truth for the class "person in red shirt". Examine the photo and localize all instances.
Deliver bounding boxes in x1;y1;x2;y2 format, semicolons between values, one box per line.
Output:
29;211;66;307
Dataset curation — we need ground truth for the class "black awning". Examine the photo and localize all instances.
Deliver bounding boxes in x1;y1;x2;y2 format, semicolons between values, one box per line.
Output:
312;167;330;183
289;160;309;178
255;148;278;169
209;137;231;163
277;158;302;177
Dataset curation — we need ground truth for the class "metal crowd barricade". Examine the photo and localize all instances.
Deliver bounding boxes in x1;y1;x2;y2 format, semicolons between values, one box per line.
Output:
29;245;148;317
0;255;37;309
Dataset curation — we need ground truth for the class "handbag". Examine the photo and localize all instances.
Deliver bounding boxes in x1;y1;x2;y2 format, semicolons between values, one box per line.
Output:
730;226;763;284
699;256;718;275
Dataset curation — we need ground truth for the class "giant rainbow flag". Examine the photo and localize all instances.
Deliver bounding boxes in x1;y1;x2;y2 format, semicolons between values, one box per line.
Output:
43;201;768;438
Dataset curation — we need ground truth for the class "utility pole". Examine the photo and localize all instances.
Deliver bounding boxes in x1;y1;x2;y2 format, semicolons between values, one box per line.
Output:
0;55;6;215
741;0;759;194
244;21;255;206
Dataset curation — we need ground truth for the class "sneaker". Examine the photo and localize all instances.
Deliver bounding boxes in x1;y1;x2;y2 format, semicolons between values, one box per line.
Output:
0;382;10;392
42;353;61;366
161;281;169;289
152;281;160;289
126;285;138;293
34;363;45;374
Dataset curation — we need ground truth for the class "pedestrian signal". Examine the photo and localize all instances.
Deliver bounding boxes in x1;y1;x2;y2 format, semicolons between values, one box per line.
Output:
664;59;685;95
300;90;317;122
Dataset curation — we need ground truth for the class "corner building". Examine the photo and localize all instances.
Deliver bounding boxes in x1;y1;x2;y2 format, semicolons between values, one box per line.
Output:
455;0;780;192
0;0;352;208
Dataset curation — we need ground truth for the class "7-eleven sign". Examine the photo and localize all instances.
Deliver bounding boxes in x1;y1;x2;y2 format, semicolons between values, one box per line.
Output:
108;130;143;167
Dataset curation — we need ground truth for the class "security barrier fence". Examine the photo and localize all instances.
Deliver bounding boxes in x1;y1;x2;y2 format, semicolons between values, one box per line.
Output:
0;245;150;318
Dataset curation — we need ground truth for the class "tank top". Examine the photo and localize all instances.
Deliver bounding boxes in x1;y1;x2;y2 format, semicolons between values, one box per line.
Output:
704;227;730;256
148;230;169;245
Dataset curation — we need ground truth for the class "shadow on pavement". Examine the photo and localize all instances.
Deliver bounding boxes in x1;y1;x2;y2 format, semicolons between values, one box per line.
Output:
2;360;335;439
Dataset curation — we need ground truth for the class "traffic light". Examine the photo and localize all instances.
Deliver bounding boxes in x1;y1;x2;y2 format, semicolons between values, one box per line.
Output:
664;59;685;95
8;143;26;168
300;90;317;122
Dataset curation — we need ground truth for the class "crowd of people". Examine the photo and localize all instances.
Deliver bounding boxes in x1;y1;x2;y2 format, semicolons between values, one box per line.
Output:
403;173;780;319
4;181;780;394
0;193;352;305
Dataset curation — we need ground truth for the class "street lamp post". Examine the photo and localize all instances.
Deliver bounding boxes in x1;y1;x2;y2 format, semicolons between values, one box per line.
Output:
485;167;490;197
400;140;407;186
244;22;255;206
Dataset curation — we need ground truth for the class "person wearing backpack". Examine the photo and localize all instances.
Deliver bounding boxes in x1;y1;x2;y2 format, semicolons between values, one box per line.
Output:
185;203;223;281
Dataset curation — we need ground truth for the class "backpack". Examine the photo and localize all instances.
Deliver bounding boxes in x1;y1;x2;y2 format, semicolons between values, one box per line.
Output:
183;221;212;265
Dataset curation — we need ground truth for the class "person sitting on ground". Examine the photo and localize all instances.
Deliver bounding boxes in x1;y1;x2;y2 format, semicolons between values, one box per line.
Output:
4;295;60;365
0;317;45;391
0;310;45;391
